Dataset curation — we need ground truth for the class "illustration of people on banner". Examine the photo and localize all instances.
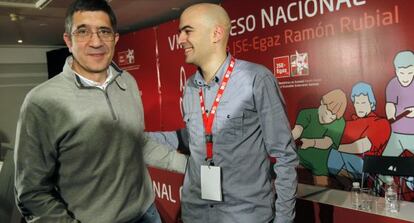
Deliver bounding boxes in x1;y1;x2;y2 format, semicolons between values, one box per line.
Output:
327;82;390;180
291;51;414;199
292;89;346;186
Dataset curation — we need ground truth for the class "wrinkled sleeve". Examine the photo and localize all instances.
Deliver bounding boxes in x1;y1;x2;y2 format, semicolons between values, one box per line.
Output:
14;98;79;223
146;129;190;155
146;131;179;149
253;72;299;223
142;134;188;173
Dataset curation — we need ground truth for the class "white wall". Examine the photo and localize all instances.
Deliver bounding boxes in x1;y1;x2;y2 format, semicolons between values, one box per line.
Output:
0;45;63;151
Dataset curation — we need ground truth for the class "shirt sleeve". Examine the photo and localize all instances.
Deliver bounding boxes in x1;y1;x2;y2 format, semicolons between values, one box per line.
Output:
146;131;179;149
386;78;398;104
14;99;80;223
146;129;190;155
253;72;299;223
142;134;188;173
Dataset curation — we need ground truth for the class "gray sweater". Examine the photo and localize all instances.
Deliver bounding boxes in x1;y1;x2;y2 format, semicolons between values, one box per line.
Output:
14;57;187;223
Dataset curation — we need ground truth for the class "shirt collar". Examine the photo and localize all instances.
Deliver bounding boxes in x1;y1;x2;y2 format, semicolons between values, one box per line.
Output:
76;70;113;90
193;53;232;87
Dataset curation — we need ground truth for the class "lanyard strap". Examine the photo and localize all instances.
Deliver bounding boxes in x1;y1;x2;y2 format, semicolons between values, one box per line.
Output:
199;56;236;161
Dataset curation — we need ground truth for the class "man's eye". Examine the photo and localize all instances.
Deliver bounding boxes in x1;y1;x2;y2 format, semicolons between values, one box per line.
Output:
99;29;113;36
76;29;89;35
181;29;191;35
99;29;111;34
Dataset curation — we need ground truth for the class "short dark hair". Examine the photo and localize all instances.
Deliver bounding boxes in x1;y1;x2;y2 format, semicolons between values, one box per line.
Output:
65;0;117;34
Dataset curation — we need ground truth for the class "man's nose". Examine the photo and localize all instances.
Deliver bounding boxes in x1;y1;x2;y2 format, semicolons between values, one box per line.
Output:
89;32;104;46
177;32;186;46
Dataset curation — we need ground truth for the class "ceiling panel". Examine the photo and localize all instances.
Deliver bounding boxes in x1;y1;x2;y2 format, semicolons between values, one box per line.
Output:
0;0;221;46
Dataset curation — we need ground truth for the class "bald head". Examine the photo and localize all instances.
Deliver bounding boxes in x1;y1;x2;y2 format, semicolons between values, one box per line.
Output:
181;3;231;41
178;3;231;68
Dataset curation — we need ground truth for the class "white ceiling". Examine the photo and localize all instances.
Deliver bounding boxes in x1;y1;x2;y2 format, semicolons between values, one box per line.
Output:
0;0;221;46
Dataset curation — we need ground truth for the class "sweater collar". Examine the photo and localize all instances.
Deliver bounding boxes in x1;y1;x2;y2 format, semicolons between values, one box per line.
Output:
62;56;126;91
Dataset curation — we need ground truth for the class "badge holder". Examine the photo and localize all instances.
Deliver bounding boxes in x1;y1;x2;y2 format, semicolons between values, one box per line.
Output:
201;158;222;201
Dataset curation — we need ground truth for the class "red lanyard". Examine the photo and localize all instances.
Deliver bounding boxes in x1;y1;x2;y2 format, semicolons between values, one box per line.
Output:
199;57;235;162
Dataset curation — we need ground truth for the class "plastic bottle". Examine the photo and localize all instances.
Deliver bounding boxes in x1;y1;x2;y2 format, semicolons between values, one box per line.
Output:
385;180;399;213
351;182;361;209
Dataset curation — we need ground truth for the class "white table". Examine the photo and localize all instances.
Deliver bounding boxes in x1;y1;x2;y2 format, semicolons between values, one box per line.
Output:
297;183;414;222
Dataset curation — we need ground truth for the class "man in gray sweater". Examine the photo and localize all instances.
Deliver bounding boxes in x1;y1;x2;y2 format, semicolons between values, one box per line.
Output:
14;0;187;222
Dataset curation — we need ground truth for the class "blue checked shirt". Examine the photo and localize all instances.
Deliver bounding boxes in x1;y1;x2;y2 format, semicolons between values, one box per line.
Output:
180;54;298;223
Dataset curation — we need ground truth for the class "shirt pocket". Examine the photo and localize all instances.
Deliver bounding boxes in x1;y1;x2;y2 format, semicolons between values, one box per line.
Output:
215;110;244;143
184;112;203;145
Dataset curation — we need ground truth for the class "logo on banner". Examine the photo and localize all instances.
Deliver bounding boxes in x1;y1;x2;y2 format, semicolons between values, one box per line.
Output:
273;56;290;78
118;49;135;66
117;49;140;71
273;51;309;79
291;51;309;77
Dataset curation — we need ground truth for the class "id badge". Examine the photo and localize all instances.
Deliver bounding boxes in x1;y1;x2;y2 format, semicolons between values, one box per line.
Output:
200;165;222;201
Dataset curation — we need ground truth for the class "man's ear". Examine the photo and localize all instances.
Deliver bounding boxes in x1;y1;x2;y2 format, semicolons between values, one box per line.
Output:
63;33;73;53
212;25;224;43
114;33;120;46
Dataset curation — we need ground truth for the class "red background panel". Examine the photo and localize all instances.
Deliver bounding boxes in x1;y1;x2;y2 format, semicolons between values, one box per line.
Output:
115;28;161;131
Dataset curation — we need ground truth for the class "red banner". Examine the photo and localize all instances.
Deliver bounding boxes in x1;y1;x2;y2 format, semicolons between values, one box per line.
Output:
156;20;196;130
222;0;413;122
115;28;161;131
